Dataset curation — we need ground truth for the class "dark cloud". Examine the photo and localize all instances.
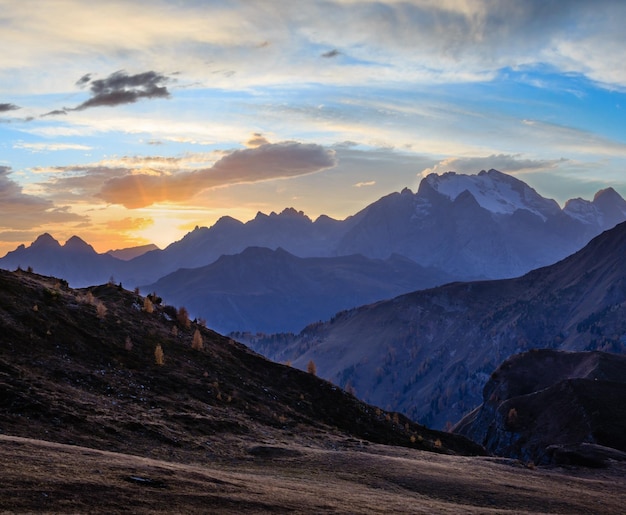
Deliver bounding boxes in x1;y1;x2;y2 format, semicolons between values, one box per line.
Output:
76;73;92;87
0;166;86;230
0;103;20;112
41;109;67;117
321;49;341;58
98;141;337;209
73;70;171;111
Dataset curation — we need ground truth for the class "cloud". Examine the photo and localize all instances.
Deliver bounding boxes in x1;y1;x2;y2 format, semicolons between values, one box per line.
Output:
41;109;68;117
0;103;20;112
75;73;92;87
420;155;568;177
0;166;86;230
98;141;337;208
40;70;172;116
354;180;376;187
105;216;154;232
321;49;341;58
245;133;271;147
13;142;92;152
73;70;171;110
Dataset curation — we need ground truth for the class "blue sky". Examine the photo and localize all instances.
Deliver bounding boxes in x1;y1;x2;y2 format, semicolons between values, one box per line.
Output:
1;0;625;254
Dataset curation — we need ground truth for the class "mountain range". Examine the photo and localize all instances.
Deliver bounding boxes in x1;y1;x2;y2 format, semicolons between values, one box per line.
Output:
2;169;626;334
244;220;626;429
144;247;453;334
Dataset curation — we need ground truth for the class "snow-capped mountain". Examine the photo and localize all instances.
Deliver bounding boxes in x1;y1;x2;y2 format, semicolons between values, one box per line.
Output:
2;169;625;299
336;169;626;278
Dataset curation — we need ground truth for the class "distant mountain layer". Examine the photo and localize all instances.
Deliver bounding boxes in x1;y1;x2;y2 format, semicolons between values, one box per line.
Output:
244;221;626;429
106;243;159;261
453;350;626;467
1;169;625;334
143;247;455;334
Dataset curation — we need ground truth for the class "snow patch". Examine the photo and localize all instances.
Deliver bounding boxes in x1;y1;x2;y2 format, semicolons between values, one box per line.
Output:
425;170;556;220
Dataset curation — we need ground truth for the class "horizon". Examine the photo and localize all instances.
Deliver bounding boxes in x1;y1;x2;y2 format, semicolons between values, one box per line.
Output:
2;1;626;255
4;167;623;258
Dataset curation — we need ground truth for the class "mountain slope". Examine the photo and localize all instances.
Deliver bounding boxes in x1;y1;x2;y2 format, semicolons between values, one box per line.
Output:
246;221;626;429
0;267;482;460
144;247;455;334
454;350;626;466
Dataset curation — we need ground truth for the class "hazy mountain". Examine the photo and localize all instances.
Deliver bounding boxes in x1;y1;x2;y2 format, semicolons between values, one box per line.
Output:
143;247;455;334
2;169;625;303
245;221;626;429
0;234;123;287
119;208;358;286
106;243;160;261
454;350;626;467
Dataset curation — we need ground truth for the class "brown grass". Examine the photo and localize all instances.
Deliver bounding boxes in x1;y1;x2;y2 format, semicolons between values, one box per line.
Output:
1;434;625;514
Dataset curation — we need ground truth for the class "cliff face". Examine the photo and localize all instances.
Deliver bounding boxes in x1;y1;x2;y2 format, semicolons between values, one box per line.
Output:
453;350;626;466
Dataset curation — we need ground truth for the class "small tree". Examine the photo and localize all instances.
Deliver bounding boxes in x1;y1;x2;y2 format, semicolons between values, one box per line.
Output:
307;359;317;376
143;297;154;313
192;328;203;350
177;306;190;329
96;301;107;319
154;344;165;365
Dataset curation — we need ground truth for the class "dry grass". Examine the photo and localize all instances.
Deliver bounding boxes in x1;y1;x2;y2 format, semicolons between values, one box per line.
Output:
1;434;625;514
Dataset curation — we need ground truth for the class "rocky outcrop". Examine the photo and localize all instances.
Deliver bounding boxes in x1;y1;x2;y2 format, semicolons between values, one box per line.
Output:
453;350;626;466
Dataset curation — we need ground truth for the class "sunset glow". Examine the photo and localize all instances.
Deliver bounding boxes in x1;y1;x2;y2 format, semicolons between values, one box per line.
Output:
1;0;626;254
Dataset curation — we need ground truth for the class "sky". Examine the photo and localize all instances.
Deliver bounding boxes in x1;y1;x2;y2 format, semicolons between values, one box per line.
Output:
1;0;626;255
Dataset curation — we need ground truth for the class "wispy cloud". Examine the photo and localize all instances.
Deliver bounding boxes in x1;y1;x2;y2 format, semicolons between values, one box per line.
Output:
354;180;376;187
420;155;568;178
14;142;93;152
104;216;154;232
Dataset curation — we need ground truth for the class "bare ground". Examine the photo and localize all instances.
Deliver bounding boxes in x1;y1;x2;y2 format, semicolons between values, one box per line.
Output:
1;434;624;514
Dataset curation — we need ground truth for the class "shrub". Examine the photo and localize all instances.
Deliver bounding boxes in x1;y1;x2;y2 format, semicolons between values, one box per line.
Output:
83;291;95;305
177;306;190;329
154;344;164;365
96;301;107;319
192;329;203;350
143;297;154;313
307;360;317;376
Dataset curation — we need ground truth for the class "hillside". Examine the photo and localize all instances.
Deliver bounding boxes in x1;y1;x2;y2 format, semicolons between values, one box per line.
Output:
2;269;626;513
454;350;626;467
246;221;626;429
0;268;480;459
